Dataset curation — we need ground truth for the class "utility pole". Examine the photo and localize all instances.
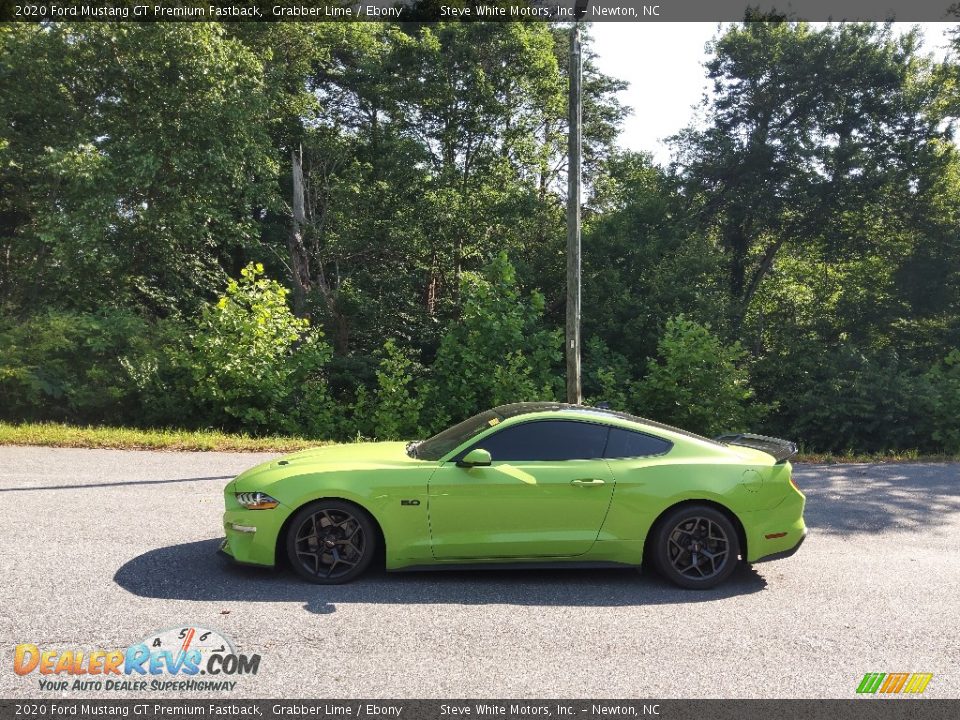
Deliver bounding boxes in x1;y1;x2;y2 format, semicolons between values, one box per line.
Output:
566;4;588;405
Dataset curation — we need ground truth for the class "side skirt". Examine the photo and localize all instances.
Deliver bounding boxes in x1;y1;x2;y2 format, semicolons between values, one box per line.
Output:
389;560;640;573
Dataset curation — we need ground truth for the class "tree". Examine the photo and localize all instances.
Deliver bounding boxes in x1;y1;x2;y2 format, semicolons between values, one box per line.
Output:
635;315;766;436
233;22;625;361
424;253;562;429
0;24;276;314
673;21;950;336
174;263;333;435
583;152;727;367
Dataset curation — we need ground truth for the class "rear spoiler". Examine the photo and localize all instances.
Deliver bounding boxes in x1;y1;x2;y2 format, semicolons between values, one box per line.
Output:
713;433;798;464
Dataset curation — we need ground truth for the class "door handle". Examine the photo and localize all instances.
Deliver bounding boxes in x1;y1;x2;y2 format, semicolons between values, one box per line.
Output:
571;478;606;486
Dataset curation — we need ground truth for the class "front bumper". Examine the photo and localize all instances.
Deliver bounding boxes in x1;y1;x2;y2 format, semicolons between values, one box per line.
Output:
220;506;291;567
218;536;270;567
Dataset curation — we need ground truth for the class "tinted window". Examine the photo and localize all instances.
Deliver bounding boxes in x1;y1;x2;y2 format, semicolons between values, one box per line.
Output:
604;427;672;459
462;420;609;462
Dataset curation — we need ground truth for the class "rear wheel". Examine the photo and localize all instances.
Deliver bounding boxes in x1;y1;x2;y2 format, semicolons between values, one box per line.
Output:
286;500;376;584
651;505;740;589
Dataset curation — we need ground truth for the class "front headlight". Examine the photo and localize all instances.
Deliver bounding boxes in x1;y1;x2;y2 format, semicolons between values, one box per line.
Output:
235;492;280;510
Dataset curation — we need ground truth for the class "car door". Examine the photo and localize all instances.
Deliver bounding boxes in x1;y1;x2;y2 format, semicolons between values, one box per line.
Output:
427;419;616;559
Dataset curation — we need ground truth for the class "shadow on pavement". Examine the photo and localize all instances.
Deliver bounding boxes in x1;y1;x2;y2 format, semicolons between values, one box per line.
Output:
797;463;960;534
114;538;767;614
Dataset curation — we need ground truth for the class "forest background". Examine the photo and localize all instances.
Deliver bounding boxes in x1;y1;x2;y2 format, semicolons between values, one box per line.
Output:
2;20;960;453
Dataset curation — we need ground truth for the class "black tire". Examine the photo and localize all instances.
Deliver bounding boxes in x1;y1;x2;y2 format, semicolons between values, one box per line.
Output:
286;500;377;584
651;504;741;589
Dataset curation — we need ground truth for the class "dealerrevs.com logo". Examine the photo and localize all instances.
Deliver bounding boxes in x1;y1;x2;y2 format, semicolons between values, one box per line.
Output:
14;626;260;692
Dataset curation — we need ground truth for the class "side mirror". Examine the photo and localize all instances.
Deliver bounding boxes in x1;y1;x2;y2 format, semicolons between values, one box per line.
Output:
457;448;492;468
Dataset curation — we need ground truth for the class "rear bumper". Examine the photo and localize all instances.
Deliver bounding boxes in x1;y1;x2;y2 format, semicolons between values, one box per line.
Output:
753;530;806;563
744;487;806;563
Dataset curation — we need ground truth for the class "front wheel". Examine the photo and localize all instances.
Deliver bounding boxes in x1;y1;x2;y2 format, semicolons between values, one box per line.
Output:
651;505;741;589
286;500;376;584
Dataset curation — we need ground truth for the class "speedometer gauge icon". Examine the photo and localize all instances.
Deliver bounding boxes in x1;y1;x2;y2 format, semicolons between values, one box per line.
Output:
138;626;234;671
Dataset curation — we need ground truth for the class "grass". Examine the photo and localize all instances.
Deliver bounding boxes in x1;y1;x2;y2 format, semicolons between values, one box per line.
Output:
0;422;956;462
0;422;324;453
795;450;959;464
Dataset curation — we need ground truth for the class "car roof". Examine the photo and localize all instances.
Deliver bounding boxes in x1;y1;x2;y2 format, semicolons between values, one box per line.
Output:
490;402;728;448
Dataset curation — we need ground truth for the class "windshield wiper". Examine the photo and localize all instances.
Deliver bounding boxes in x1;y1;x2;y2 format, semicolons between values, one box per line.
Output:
405;440;423;458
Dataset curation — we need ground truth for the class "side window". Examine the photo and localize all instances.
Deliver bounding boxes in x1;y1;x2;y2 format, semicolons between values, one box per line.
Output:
605;427;672;459
461;420;610;462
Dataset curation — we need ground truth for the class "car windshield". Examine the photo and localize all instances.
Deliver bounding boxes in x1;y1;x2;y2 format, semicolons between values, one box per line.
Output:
409;402;573;460
409;409;503;461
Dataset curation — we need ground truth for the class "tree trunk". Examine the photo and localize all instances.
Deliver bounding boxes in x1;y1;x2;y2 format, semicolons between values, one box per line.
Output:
287;146;311;318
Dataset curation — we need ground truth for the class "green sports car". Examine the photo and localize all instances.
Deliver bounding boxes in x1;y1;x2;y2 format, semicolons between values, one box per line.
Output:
221;402;805;589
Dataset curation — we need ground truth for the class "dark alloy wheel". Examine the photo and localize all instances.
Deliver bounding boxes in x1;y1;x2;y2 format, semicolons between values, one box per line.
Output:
286;500;376;584
652;505;741;589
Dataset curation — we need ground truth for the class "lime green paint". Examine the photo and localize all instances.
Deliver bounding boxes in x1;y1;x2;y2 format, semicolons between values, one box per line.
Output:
429;456;616;559
220;404;806;571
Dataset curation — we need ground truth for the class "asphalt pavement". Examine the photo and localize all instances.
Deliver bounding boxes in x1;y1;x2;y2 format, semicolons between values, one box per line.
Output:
0;446;958;698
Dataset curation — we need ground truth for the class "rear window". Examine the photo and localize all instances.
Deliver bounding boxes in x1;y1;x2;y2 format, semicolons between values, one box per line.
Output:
604;427;672;459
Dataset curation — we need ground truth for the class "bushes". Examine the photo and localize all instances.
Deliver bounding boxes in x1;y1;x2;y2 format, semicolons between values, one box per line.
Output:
0;309;151;424
370;340;425;440
311;254;563;440
582;336;632;411
760;346;960;454
921;350;960;453
634;316;767;437
422;253;562;429
0;255;562;441
1;264;339;437
168;263;334;435
1;258;955;453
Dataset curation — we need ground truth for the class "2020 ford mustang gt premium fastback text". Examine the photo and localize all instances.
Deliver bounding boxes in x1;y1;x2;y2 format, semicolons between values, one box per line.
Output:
220;403;806;589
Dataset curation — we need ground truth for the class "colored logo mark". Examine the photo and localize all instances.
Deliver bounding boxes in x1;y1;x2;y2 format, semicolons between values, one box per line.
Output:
856;672;933;694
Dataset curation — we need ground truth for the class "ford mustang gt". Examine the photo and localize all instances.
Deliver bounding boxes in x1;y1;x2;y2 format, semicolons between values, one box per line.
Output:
220;402;805;589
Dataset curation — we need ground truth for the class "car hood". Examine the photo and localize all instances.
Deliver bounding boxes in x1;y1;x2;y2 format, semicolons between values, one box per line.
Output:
279;441;418;465
230;441;427;492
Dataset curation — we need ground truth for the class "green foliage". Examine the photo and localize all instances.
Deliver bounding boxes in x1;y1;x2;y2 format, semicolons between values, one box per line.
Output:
237;21;625;358
371;340;425;440
424;253;562;429
0;25;277;312
675;20;952;334
781;348;937;453
584;153;727;367
0;310;150;424
635;316;766;436
173;264;333;435
582;337;633;411
1;22;959;453
922;350;960;453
